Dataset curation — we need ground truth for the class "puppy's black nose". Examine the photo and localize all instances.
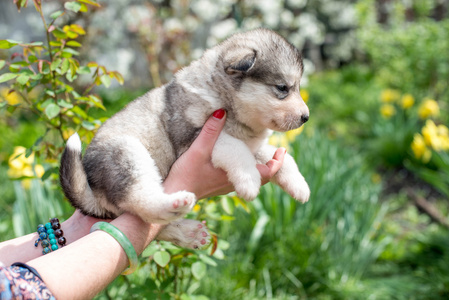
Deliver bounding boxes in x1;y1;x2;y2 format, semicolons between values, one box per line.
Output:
301;114;309;124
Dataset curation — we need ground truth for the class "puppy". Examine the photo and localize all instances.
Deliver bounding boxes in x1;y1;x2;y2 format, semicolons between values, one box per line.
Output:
60;29;310;249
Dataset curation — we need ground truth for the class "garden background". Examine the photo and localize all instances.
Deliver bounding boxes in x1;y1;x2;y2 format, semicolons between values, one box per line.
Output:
0;0;448;299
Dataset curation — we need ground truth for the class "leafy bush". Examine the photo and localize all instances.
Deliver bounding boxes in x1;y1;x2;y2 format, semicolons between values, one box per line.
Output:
357;0;449;122
0;0;122;173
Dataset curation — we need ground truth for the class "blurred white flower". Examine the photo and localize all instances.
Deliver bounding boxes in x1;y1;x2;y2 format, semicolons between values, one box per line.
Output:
287;0;307;9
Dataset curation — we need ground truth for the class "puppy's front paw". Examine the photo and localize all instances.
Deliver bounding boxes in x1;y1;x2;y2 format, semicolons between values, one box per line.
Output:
276;172;310;203
232;169;261;201
157;219;211;249
286;179;310;203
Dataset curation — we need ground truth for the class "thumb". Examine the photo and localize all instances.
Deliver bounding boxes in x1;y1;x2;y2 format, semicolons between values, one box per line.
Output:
192;109;226;153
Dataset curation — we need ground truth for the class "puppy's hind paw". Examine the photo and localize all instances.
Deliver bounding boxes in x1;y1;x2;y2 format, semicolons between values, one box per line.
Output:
157;219;211;250
148;191;196;224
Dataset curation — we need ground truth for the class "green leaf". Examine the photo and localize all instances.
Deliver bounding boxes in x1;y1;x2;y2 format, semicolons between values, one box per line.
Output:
66;41;82;47
50;10;64;19
62;48;80;56
23;41;43;47
60;59;70;74
221;196;235;215
45;103;61;119
64;2;81;12
66;72;77;82
81;120;96;130
0;40;19;49
0;73;18;83
153;251;170;267
198;254;217;266
16;74;30;85
45;90;56;97
100;74;111;87
30;73;43;80
57;99;73;109
191;261;207;280
50;59;62;71
52;28;67;39
76;66;91;75
42;167;59;181
64;1;82;12
0;60;5;70
77;0;101;7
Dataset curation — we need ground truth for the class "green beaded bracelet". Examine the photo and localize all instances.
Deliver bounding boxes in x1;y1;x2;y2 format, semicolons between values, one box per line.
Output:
90;222;138;275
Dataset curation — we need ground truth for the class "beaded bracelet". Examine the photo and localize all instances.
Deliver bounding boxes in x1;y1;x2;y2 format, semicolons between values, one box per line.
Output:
35;218;66;255
90;222;138;275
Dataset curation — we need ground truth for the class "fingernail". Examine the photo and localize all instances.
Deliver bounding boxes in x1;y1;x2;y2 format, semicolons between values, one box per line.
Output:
212;109;225;119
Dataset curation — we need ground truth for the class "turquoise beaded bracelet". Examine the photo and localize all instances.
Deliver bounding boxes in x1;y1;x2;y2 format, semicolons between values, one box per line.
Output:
90;222;138;275
35;218;66;255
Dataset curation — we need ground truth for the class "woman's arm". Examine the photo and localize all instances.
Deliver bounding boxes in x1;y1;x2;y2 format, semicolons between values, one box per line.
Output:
0;210;105;266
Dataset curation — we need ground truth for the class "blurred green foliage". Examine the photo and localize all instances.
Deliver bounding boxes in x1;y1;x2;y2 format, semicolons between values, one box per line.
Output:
1;0;449;299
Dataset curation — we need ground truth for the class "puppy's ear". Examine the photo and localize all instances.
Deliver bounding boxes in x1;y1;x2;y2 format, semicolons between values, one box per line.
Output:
224;49;257;75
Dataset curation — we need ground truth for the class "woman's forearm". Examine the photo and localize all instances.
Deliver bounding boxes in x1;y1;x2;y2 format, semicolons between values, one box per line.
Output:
0;210;101;266
27;213;163;300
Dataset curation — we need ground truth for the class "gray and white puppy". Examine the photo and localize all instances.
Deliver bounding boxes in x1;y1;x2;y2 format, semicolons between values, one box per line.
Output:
60;29;310;249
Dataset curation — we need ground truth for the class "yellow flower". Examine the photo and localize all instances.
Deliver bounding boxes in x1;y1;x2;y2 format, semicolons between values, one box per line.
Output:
401;94;414;109
300;89;309;103
285;126;304;142
268;133;289;150
0;88;23;105
381;89;400;103
418;98;439;119
193;204;201;213
371;173;381;184
8;146;45;181
411;133;432;163
62;128;76;141
380;104;396;118
8;147;34;170
437;125;449;151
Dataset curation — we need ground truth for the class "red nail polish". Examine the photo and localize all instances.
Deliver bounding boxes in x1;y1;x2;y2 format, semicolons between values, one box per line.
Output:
212;109;225;119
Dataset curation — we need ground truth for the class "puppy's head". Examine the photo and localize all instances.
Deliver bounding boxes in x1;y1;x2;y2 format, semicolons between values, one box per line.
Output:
221;29;309;133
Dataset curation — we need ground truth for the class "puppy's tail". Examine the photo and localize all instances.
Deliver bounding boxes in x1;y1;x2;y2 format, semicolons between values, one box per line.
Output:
60;133;95;213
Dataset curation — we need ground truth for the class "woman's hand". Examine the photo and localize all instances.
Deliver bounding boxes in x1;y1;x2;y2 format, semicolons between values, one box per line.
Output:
163;109;286;199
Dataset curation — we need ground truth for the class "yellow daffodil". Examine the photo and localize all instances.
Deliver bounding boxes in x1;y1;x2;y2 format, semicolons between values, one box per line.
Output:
300;89;309;103
437;125;449;151
381;89;400;103
380;104;396;119
268;133;289;150
8;146;45;186
285;126;304;142
0;88;23;105
422;120;440;150
401;94;414;109
421;120;449;152
418;98;439;119
411;133;432;163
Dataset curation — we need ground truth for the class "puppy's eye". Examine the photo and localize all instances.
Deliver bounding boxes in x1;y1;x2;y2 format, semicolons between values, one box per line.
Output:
276;85;289;93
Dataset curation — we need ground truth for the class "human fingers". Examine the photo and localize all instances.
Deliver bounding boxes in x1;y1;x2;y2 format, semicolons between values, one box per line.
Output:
190;109;226;155
257;147;286;185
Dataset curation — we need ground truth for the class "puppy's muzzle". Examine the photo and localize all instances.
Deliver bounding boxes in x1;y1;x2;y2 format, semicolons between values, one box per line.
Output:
301;114;309;124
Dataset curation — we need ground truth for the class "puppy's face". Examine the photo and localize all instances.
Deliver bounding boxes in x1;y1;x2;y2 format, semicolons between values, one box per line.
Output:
223;33;309;133
236;72;309;133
